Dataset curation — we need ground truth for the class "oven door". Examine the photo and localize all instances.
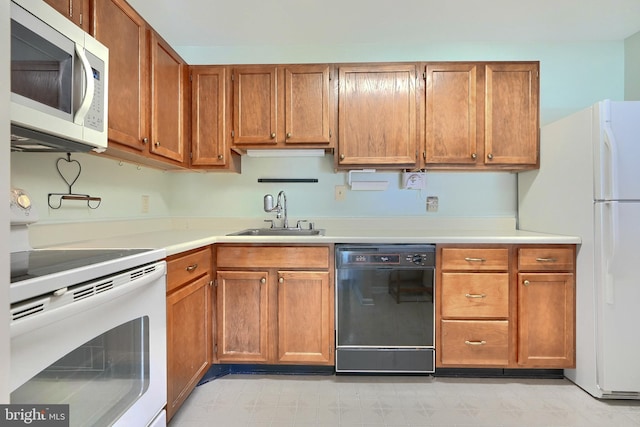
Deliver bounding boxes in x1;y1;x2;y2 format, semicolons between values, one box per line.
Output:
10;261;167;427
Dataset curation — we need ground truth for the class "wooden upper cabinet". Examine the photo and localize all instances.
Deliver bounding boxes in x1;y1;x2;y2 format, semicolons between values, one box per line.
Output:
44;0;89;31
424;62;539;170
150;31;187;163
232;66;278;145
284;65;332;144
91;0;148;152
485;63;539;167
337;64;418;168
231;64;333;148
191;66;233;168
425;63;478;164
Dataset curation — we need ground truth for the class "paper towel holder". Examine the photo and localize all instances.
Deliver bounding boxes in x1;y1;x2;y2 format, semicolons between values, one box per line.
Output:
347;169;389;191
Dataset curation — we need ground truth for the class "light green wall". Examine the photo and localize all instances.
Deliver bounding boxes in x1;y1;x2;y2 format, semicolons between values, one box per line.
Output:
10;41;626;223
625;31;640;100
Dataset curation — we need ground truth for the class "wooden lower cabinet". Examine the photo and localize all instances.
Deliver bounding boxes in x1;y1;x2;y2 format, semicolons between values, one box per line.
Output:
441;320;509;366
277;270;332;364
166;247;213;421
215;245;334;366
517;246;576;368
436;244;576;369
216;270;269;362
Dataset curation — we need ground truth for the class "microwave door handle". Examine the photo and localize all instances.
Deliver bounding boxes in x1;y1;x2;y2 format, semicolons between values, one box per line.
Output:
73;44;95;125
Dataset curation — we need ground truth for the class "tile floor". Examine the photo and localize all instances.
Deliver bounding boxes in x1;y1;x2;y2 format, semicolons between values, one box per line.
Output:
168;374;640;427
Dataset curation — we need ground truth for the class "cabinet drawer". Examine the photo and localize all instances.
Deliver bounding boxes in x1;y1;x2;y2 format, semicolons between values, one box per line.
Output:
440;320;509;366
217;245;330;269
441;248;509;271
441;273;509;318
167;247;212;293
518;247;574;271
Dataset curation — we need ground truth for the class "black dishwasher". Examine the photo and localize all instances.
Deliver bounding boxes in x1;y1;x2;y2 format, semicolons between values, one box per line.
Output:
335;244;436;373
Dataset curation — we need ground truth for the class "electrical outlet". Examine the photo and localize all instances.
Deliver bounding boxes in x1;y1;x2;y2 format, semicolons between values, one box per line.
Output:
426;196;438;212
141;195;149;213
335;185;347;201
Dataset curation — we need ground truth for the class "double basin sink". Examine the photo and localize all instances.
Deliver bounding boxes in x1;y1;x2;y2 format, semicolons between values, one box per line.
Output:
227;228;325;237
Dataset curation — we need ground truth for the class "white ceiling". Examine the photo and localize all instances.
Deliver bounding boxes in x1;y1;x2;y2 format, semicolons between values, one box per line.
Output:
128;0;640;49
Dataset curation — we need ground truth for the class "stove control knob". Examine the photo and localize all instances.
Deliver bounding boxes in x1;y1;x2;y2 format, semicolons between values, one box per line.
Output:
10;188;31;210
412;254;425;265
17;193;31;210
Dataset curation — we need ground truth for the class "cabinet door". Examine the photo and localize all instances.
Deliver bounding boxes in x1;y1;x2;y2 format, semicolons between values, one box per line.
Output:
232;66;278;145
150;32;186;163
216;271;269;363
517;273;575;368
44;0;89;31
191;66;228;166
284;65;331;145
338;64;417;166
277;271;332;364
485;63;539;166
91;0;148;151
167;275;211;421
425;63;478;164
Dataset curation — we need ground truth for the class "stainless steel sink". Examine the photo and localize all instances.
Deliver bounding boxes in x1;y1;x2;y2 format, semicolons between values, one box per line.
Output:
227;228;325;236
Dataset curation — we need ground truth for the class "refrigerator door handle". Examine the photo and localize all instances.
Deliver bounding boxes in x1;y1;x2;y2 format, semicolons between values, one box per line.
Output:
602;125;619;201
602;201;619;304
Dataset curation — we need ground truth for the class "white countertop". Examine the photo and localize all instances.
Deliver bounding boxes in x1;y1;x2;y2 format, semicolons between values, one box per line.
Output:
30;217;580;256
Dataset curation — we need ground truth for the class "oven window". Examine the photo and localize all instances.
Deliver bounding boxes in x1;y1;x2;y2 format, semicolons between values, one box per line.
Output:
11;317;150;427
337;268;434;347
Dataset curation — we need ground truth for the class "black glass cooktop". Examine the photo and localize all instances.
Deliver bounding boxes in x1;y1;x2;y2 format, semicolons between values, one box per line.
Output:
10;249;150;283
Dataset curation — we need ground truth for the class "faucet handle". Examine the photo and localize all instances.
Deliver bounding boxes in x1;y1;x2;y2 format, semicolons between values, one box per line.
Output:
263;219;275;228
296;220;308;229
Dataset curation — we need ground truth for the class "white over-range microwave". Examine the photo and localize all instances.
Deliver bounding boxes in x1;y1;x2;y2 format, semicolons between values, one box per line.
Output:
10;0;109;152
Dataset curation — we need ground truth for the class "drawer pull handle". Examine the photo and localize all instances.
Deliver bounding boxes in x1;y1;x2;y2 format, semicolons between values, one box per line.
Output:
464;257;486;262
465;340;487;346
536;257;557;262
465;293;486;299
185;264;198;272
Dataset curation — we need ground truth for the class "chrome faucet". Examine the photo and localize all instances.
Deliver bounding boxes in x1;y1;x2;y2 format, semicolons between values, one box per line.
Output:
263;190;288;228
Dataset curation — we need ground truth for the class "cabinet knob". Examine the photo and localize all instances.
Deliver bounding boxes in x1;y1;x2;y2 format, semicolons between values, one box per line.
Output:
260;277;266;284
471;153;477;160
286;132;292;139
487;153;493;160
340;154;345;160
154;141;161;147
142;137;149;144
217;154;224;160
270;132;276;139
279;277;284;284
523;280;530;286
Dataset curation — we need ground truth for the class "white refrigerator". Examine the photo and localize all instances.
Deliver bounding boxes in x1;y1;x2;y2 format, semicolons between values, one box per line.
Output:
518;99;640;399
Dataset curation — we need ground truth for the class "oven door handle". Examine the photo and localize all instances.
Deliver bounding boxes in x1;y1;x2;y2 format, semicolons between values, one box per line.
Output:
10;264;165;338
